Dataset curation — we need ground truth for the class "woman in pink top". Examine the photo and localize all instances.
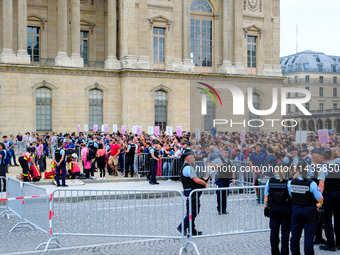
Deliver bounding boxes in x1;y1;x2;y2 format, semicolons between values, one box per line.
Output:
81;143;92;179
96;143;107;179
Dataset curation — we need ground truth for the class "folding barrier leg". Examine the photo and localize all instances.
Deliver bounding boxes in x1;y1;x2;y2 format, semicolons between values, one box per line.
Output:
10;221;37;232
36;237;61;252
0;209;10;219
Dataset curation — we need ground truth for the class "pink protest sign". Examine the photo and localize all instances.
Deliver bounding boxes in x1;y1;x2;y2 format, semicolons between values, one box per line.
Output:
155;126;160;136
318;130;329;144
176;126;182;136
104;124;108;133
77;124;80;132
137;126;142;136
240;130;246;142
93;125;98;132
121;126;126;134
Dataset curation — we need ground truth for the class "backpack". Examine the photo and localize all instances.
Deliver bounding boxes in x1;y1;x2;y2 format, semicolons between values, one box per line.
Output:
1;149;11;165
86;148;96;161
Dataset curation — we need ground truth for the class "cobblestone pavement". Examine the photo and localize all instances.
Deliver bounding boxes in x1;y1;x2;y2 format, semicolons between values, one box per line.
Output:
0;189;333;255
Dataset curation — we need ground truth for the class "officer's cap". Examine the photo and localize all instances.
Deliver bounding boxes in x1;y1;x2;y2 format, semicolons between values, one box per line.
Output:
183;142;190;146
301;149;308;153
182;151;192;159
222;148;229;151
291;147;298;152
312;149;323;155
58;142;63;147
322;148;332;157
152;140;158;144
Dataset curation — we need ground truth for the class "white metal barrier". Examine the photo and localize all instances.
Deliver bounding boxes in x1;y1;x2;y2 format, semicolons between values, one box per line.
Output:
0;176;9;219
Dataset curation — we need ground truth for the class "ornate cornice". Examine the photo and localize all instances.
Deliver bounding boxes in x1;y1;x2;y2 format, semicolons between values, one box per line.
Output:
0;65;283;83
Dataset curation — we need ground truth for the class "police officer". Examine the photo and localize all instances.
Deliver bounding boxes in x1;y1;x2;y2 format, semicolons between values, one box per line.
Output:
308;148;327;245
147;141;160;184
283;147;299;179
319;148;340;251
124;139;136;177
289;159;323;255
264;164;291;255
53;142;67;187
209;148;235;215
177;151;208;236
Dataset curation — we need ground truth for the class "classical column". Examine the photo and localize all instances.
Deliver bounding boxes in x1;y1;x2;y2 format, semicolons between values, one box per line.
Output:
55;0;70;66
70;0;83;67
0;0;16;63
182;0;194;71
17;0;30;64
105;0;120;69
218;0;233;73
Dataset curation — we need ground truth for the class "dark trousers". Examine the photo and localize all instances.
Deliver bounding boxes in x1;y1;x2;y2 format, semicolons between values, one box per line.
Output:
0;164;7;191
55;164;66;186
290;205;317;255
9;149;16;165
19;156;29;182
324;190;340;248
216;179;231;212
270;205;292;255
147;163;157;182
125;159;134;176
90;161;95;177
67;171;80;179
37;155;45;173
98;161;106;177
84;168;91;179
179;191;201;231
119;154;124;173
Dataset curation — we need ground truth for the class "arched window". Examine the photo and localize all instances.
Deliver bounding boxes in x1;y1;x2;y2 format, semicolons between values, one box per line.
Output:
89;89;103;131
36;87;51;131
190;0;213;70
155;90;167;130
204;94;215;131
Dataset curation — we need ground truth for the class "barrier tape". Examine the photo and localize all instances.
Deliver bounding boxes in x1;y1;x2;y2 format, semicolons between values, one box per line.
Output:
0;194;50;202
48;194;54;237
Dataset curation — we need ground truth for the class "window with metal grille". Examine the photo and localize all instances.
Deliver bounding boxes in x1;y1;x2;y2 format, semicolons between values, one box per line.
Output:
319;76;323;83
334;77;337;84
81;31;88;66
319;103;324;110
333;87;337;97
333;103;338;109
36;87;51;131
27;26;40;62
305;103;310;111
89;89;103;131
319;87;323;97
155;90;167;130
153;28;165;63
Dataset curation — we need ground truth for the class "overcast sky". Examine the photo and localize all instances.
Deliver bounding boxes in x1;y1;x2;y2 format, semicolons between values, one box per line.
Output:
280;0;340;57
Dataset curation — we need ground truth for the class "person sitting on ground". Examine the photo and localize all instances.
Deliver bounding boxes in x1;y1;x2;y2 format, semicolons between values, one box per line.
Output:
66;153;81;179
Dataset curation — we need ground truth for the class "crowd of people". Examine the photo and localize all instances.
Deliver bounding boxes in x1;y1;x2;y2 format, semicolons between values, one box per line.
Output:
0;129;339;254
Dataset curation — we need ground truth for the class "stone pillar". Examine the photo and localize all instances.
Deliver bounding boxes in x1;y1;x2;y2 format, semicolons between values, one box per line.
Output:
55;0;70;66
0;0;16;63
218;0;234;73
17;0;30;64
70;0;83;67
105;0;120;69
182;0;194;71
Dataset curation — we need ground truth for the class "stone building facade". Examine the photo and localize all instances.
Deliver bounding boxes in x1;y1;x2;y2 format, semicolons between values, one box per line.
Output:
281;50;340;133
0;0;282;134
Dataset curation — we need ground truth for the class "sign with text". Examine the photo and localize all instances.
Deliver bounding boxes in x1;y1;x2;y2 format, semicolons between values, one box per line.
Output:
166;126;173;136
176;126;182;136
318;129;329;144
148;126;154;135
104;124;109;133
93;125;98;132
121;126;126;134
137;126;142;136
77;124;80;132
155;126;160;136
296;131;308;144
84;124;89;132
240;130;246;142
132;126;137;134
113;124;118;133
195;129;200;140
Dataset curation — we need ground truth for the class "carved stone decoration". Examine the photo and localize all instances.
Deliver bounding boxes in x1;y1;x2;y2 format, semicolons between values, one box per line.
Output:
247;0;258;11
94;82;99;88
244;0;247;10
148;14;172;31
259;0;262;12
27;14;47;30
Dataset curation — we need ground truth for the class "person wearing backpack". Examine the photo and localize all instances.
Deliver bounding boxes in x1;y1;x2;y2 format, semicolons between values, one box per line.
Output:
53;142;67;187
263;147;277;178
0;142;9;191
81;143;92;179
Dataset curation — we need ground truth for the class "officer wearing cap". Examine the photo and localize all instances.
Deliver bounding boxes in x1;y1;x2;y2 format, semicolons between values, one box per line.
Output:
264;161;291;255
209;148;235;215
124;139;136;178
53;142;68;187
147;140;160;184
289;159;323;255
319;148;340;251
177;151;208;236
310;148;328;245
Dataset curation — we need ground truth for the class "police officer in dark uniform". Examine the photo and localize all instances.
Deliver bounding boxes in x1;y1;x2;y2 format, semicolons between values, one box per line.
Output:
124;139;136;177
147;141;160;184
177;151;208;236
319;148;340;251
53;142;67;187
289;159;323;255
264;163;292;255
209;148;235;215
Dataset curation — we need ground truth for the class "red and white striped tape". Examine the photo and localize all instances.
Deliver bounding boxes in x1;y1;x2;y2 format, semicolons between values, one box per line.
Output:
0;194;50;202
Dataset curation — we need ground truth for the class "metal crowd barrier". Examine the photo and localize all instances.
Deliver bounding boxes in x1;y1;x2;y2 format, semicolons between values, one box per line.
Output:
0;176;9;219
182;185;268;255
40;189;186;252
135;153;181;179
16;141;26;155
